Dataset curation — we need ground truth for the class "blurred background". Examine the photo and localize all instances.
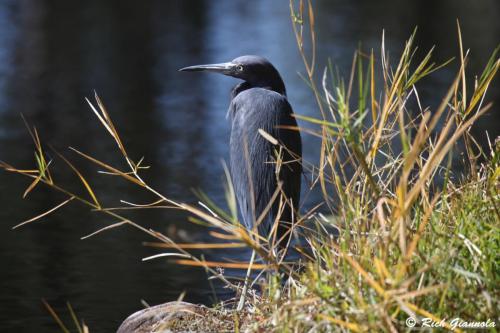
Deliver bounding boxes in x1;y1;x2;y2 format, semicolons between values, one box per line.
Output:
0;0;498;331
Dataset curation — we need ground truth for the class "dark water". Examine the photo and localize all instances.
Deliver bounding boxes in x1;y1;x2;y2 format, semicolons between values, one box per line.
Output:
0;0;498;331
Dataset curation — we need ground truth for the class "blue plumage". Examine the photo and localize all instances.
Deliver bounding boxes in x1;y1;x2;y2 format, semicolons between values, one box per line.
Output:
181;55;302;244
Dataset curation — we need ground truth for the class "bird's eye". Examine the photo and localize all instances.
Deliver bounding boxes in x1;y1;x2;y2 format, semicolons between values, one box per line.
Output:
237;65;244;72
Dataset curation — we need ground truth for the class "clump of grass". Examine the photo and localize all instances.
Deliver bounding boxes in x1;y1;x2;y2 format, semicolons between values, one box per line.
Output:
1;0;498;332
236;1;498;331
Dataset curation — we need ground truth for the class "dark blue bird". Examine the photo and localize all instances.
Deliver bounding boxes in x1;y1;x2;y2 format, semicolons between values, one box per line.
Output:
180;55;302;246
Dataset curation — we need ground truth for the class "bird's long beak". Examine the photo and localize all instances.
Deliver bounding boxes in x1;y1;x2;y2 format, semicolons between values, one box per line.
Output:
179;62;235;74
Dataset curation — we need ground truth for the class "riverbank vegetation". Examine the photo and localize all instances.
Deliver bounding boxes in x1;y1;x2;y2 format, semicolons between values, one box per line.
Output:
1;1;498;332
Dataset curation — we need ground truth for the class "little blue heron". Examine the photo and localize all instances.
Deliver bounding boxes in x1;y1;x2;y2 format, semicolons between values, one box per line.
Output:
180;55;302;246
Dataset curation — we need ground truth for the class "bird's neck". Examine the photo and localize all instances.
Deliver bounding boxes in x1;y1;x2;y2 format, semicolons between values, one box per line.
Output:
262;80;286;96
231;80;286;99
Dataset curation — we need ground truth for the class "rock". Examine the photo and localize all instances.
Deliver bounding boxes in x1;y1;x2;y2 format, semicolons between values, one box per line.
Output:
116;301;207;333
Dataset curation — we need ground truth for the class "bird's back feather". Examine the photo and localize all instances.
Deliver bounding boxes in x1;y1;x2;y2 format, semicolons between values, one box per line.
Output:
229;88;302;240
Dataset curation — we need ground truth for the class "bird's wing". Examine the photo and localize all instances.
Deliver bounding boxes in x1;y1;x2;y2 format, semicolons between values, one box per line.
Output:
229;88;302;238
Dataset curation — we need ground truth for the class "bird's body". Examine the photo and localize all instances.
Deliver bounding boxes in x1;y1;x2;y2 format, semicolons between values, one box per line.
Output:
229;87;301;237
180;56;302;244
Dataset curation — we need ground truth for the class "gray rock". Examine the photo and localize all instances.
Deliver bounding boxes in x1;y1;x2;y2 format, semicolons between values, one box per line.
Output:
117;301;206;333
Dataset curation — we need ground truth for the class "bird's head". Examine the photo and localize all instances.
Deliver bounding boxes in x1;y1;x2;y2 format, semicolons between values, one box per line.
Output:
179;55;286;95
